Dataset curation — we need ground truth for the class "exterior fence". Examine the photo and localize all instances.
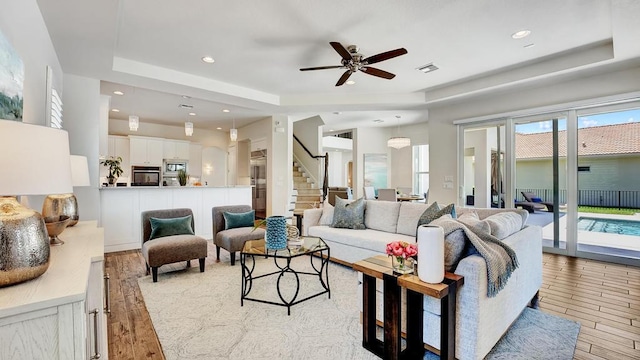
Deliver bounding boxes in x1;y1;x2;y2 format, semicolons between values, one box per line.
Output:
517;188;640;209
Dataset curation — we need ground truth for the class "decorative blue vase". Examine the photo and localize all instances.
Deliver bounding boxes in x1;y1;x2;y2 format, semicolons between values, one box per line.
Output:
265;216;287;250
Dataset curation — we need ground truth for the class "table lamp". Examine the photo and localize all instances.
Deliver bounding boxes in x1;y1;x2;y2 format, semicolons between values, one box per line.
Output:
0;120;72;287
42;155;90;228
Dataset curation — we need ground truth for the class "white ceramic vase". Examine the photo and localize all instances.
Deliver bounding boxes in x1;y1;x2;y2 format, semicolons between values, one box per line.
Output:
417;225;445;284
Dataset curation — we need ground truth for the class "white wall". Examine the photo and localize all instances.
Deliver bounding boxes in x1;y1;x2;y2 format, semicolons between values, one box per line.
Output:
62;74;102;221
0;0;63;126
293;115;324;184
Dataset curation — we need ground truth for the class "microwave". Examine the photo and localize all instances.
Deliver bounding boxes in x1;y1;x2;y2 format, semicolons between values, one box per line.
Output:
131;166;161;186
163;160;188;176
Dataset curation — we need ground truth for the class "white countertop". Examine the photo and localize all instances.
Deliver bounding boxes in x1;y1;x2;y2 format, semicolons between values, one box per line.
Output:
0;221;104;318
99;185;251;190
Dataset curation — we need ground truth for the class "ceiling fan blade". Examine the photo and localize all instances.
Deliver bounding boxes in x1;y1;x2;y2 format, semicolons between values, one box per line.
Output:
330;42;353;61
361;66;396;79
363;48;408;65
299;65;345;71
335;70;353;86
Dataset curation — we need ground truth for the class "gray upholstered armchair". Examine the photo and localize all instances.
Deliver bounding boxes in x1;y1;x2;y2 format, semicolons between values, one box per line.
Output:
212;205;265;265
141;208;208;282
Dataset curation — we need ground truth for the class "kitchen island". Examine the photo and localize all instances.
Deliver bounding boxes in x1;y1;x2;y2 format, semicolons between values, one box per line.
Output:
100;186;251;252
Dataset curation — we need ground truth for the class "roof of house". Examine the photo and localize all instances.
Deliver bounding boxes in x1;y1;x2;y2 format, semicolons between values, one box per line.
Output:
515;122;640;159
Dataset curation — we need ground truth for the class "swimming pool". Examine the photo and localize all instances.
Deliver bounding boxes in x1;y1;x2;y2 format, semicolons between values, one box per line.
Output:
577;217;640;236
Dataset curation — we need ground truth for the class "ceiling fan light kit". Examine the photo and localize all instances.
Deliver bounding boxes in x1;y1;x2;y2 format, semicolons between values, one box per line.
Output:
300;42;408;86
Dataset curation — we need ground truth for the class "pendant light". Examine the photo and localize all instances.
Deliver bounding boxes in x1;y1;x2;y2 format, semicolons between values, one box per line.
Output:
230;118;237;141
185;122;193;136
387;115;410;149
129;86;139;131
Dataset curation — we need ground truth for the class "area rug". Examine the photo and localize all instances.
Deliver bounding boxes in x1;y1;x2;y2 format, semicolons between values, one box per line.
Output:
138;249;579;360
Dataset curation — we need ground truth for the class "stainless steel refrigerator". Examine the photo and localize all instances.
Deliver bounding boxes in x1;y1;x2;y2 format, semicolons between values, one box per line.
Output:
250;150;267;219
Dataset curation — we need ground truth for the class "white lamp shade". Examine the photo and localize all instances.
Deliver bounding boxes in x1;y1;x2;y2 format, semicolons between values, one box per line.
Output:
70;155;90;187
0;120;73;195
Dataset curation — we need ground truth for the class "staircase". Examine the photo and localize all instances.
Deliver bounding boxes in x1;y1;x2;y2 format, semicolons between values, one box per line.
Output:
292;161;322;214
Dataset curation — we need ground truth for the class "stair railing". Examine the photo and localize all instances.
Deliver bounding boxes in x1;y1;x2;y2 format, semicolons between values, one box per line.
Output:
293;134;329;202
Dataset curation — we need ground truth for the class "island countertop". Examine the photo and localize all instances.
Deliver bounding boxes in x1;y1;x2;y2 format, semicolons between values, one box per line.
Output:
99;186;252;253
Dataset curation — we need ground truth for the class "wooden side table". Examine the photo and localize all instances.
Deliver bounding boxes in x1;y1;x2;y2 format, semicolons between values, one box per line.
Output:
352;255;463;360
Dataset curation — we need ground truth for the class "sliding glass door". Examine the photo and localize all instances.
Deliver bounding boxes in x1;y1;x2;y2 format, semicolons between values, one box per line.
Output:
513;114;568;252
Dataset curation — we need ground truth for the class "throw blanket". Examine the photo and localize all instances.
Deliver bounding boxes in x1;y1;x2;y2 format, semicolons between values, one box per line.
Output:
430;217;519;297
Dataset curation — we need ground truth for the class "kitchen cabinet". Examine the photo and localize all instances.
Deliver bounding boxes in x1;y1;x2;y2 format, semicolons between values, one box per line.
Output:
106;135;130;177
189;143;202;177
163;140;190;160
0;222;107;360
130;136;163;166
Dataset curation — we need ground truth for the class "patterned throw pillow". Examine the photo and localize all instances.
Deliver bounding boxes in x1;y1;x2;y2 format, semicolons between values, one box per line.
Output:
416;202;456;228
331;197;366;229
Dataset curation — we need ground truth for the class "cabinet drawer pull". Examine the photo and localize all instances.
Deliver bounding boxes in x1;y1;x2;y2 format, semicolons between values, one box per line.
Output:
104;273;111;314
90;308;101;359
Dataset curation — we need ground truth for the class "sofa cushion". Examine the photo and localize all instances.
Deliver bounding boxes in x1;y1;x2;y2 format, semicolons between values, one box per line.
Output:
223;210;255;230
308;226;415;254
416;202;456;228
149;215;195;240
364;200;401;233
396;202;429;236
331;197;366;229
319;201;334;226
457;211;491;234
484;212;524;240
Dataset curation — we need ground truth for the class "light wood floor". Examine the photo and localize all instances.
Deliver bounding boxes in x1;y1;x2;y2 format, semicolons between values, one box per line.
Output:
105;251;640;360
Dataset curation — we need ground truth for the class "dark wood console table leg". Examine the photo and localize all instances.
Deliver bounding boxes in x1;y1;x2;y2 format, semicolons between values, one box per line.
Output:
440;279;457;360
383;273;401;360
406;289;425;358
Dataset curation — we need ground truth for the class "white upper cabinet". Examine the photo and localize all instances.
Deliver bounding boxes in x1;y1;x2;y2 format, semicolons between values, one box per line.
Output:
130;136;163;166
163;140;190;160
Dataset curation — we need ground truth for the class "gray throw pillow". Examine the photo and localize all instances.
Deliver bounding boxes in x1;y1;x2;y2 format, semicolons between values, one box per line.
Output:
444;228;467;272
331;197;366;229
484;212;524;240
416;202;456;228
457;211;491;234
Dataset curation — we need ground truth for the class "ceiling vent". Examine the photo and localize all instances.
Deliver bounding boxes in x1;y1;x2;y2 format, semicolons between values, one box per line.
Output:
416;63;439;73
179;104;194;109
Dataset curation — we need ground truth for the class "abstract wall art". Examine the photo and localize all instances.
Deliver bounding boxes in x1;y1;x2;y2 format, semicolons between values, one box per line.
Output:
363;153;388;190
0;30;24;121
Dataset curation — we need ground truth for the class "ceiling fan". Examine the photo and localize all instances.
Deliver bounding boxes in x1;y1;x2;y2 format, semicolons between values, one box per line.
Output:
300;42;408;86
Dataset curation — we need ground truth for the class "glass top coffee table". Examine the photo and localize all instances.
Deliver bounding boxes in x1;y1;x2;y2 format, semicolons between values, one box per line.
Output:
240;236;330;315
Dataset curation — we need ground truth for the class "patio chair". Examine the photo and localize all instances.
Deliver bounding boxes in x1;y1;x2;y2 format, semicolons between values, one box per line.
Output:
521;192;555;212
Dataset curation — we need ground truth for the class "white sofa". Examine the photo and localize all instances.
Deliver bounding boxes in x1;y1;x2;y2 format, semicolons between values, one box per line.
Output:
303;200;543;360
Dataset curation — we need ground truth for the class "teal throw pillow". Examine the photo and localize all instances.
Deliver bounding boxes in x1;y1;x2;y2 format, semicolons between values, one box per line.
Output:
416;202;456;228
331;197;366;229
149;215;194;240
223;210;255;230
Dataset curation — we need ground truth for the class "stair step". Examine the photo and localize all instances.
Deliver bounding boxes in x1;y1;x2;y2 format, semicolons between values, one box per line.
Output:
297;195;322;202
295;188;321;194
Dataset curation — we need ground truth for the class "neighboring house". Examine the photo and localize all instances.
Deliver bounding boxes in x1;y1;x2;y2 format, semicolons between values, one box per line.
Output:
515;122;640;207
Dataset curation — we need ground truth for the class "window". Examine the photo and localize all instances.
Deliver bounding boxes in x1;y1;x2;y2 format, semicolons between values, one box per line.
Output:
412;145;429;196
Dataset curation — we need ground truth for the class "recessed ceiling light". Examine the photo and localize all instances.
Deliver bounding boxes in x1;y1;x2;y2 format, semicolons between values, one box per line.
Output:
216;127;222;130
416;63;439;73
222;109;230;113
201;56;215;64
111;108;120;112
188;112;196;116
511;30;531;39
346;80;355;85
523;43;535;49
182;95;191;99
333;111;341;115
329;129;335;132
113;90;124;95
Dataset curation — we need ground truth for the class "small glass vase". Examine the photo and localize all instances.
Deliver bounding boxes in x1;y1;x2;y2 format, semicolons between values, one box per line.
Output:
392;256;414;275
